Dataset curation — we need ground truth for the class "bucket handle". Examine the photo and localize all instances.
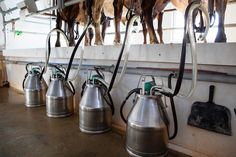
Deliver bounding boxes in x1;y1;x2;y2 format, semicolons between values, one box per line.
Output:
22;73;28;89
120;88;141;123
23;63;42;89
26;62;42;74
67;81;75;95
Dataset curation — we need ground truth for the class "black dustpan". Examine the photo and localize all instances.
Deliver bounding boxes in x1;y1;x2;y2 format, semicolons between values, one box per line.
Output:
188;85;231;136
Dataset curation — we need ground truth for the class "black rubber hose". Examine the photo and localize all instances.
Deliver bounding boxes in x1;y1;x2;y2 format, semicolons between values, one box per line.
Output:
168;73;178;140
120;88;141;123
68;81;75;95
49;64;66;75
23;63;32;89
94;66;105;79
65;17;92;81
165;2;200;139
103;91;115;115
164;1;198;97
39;67;45;81
25;62;31;73
172;15;187;96
81;81;87;97
97;79;115;115
107;13;135;93
22;73;28;89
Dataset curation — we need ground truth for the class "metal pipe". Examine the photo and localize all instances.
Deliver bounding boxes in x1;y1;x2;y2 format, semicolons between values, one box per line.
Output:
4;0;84;25
57;0;65;10
64;0;83;7
4;7;17;14
0;8;7;49
4;15;56;25
4;60;236;84
30;14;56;20
2;0;40;14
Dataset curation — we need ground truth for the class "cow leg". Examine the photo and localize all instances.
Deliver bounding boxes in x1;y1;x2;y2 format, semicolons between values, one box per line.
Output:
88;27;94;45
85;32;90;46
83;16;90;46
157;12;164;44
215;0;227;42
142;21;147;44
101;17;109;41
85;27;93;46
92;3;104;45
68;21;75;46
55;15;62;47
113;0;123;44
142;1;158;44
93;19;103;45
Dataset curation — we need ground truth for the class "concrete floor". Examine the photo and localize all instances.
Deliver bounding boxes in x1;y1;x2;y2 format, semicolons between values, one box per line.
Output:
0;88;190;157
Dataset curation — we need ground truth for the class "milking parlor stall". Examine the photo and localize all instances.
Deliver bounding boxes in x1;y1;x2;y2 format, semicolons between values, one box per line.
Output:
0;0;236;157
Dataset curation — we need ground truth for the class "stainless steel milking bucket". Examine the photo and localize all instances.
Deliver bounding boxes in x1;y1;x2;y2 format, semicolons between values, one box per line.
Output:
125;94;169;157
23;63;47;107
79;83;112;134
46;69;74;118
44;29;75;118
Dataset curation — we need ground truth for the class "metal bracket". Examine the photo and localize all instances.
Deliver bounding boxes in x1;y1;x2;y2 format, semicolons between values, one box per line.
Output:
24;0;38;13
57;0;65;10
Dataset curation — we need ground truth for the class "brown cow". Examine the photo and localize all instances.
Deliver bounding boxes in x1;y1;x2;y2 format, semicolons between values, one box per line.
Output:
142;0;169;44
102;0;165;44
76;2;111;46
113;0;162;44
156;0;228;42
115;0;228;44
55;0;80;46
56;0;109;46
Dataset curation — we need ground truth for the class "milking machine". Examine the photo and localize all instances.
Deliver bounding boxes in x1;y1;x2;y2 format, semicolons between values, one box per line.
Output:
79;67;114;133
43;0;94;118
23;63;47;107
45;28;76;117
78;6;139;133
120;1;210;157
46;64;75;117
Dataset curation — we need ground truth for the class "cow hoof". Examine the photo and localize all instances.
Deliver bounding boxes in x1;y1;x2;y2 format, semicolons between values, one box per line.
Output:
113;40;121;45
55;42;61;47
215;32;227;43
69;43;75;47
215;36;227;43
95;41;103;45
150;40;159;44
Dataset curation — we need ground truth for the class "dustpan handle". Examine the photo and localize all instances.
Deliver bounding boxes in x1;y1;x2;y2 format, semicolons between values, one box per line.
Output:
208;85;215;103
